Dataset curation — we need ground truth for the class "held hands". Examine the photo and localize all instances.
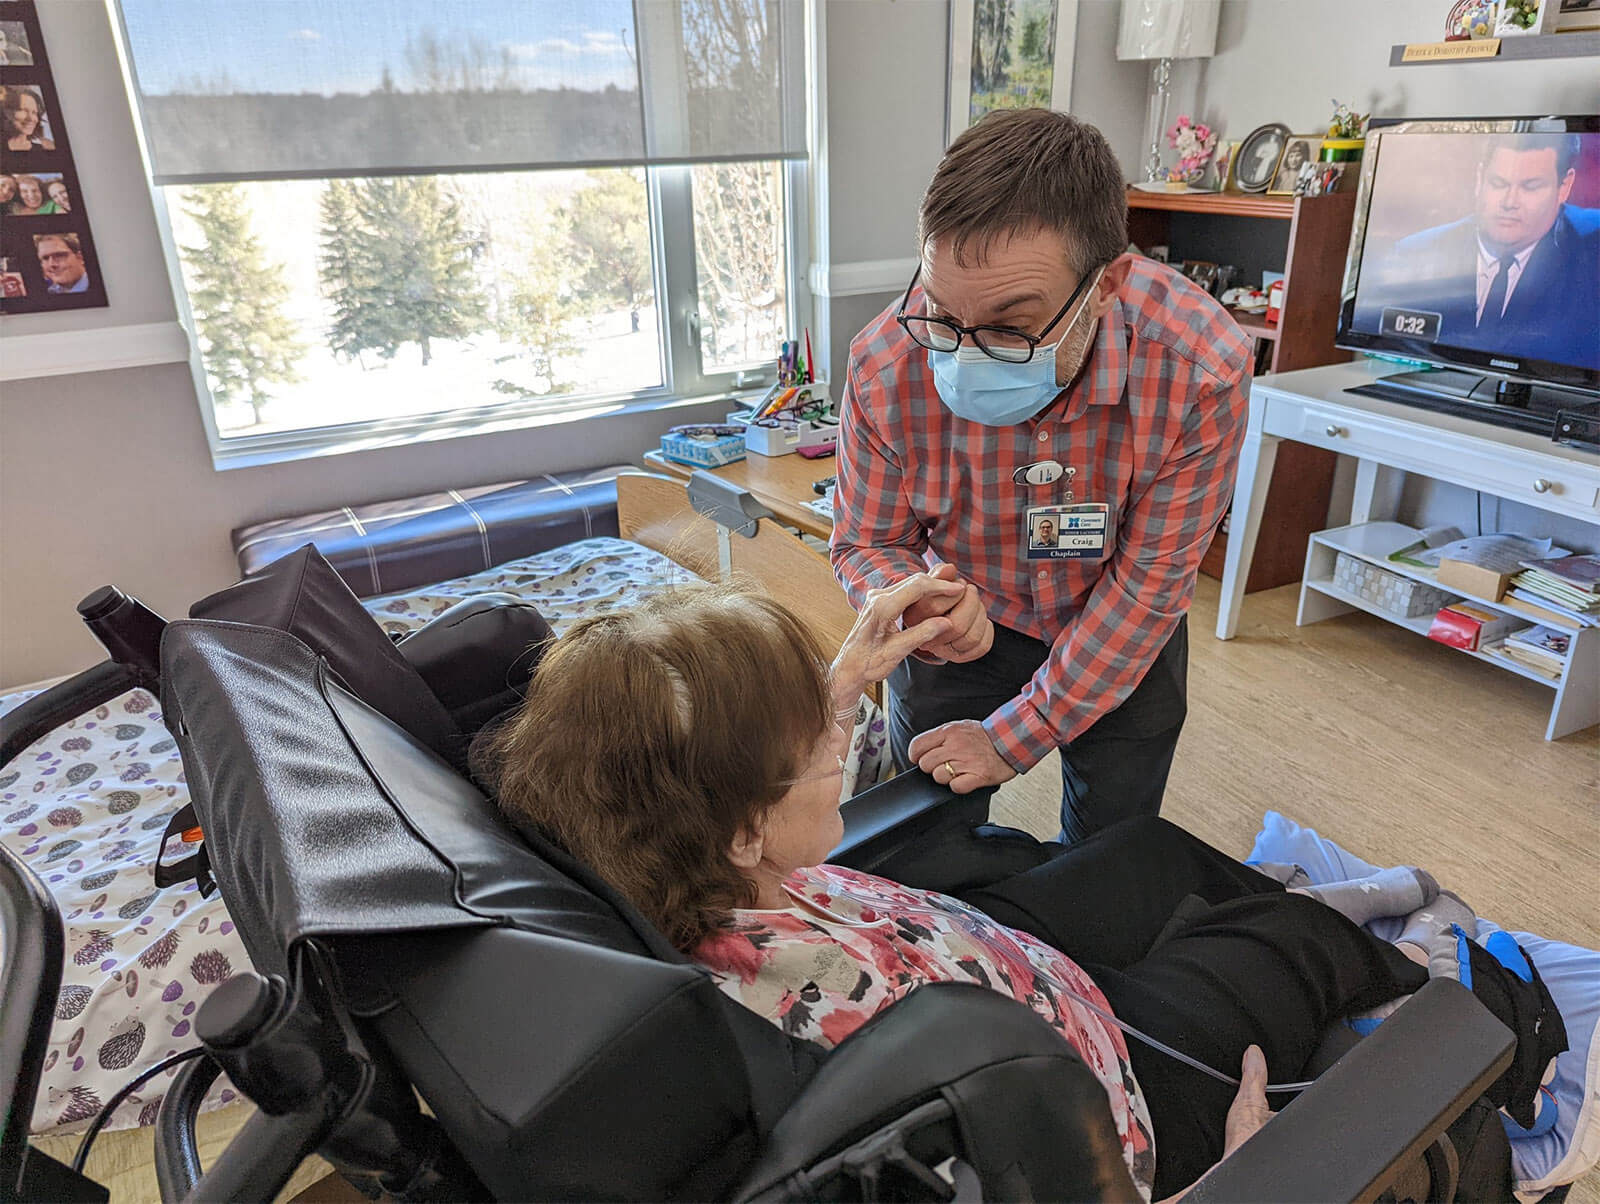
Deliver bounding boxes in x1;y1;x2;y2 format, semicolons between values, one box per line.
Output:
901;563;994;664
829;573;966;713
908;719;1016;794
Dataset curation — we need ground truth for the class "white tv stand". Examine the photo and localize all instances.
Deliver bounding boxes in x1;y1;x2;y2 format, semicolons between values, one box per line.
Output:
1215;360;1600;741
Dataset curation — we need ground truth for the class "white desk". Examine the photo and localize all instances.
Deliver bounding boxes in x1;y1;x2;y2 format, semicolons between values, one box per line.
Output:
1216;360;1600;738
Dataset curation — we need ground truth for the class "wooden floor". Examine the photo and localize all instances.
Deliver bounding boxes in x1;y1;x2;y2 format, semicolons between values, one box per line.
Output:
993;574;1599;1202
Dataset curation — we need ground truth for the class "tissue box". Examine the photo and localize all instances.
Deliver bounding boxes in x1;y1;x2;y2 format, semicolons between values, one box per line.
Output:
660;430;746;468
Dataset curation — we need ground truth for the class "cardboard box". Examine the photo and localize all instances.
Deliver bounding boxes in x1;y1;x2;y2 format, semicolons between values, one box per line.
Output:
1436;557;1513;601
1426;602;1523;651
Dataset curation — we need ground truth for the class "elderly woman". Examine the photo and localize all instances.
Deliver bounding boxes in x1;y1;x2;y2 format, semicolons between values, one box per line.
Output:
493;583;1561;1202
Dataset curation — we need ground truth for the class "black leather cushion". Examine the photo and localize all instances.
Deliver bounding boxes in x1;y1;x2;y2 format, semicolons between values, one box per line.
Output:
230;470;628;599
188;545;461;766
395;593;553;739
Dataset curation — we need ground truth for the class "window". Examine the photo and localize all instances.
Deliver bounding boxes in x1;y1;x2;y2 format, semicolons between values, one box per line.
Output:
115;0;809;451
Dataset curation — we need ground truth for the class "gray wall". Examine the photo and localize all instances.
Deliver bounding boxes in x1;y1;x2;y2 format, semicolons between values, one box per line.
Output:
1171;0;1600;140
0;1;723;687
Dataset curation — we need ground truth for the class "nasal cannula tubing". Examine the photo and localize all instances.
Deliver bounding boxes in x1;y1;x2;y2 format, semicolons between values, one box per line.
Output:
1060;984;1316;1095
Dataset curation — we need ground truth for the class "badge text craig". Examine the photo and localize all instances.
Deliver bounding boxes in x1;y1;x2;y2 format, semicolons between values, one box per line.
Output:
829;109;1250;842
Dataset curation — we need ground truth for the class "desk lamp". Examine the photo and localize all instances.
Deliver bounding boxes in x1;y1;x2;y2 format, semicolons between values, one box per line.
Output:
1116;0;1221;183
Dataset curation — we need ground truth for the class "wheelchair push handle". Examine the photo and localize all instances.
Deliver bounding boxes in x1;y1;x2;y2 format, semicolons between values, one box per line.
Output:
77;585;166;684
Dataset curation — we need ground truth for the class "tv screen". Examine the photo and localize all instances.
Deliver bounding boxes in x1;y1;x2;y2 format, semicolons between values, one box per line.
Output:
1338;116;1600;392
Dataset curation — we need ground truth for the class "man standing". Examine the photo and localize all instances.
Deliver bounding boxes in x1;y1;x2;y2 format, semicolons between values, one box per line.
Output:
830;110;1249;842
35;233;89;294
1381;133;1599;370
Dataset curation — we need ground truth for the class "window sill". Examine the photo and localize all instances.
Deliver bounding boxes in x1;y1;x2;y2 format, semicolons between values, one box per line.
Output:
0;321;191;382
207;386;758;472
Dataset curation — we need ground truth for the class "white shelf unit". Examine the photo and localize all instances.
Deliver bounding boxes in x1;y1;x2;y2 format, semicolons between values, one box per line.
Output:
1298;522;1600;741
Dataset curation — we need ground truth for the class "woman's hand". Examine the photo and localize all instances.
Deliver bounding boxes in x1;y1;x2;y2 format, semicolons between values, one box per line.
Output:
1222;1044;1275;1157
1156;1046;1275;1204
829;573;965;714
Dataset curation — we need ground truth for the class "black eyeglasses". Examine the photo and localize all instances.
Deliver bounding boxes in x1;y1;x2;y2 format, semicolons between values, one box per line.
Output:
896;263;1100;364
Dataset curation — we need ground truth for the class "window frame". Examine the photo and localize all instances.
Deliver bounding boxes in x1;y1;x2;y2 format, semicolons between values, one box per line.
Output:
111;0;818;470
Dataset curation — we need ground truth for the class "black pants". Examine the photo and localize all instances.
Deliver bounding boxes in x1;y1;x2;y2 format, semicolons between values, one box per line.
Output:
889;618;1188;844
959;817;1429;1198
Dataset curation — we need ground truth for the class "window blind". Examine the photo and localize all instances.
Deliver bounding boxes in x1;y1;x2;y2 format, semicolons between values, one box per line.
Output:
117;0;806;185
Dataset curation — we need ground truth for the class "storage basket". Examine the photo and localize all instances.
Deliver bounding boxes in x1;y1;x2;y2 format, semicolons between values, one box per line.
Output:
1333;552;1458;618
660;431;746;469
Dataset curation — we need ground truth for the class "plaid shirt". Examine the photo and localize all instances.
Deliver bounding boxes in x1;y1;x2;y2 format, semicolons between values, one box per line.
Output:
829;256;1250;772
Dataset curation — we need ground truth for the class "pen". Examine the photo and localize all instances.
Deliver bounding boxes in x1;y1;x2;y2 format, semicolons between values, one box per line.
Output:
804;328;814;384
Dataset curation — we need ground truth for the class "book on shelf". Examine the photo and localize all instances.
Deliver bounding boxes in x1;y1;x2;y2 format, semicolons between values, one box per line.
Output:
1518;554;1600;594
1510;569;1600;615
1483;640;1564;680
1507;625;1571;658
1503;588;1600;628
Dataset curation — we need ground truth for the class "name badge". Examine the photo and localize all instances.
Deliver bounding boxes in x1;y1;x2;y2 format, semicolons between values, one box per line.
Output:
1025;503;1111;560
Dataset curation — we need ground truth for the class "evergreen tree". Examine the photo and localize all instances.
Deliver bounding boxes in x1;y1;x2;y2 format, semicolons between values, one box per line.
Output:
498;200;585;395
566;170;652;333
316;175;487;366
180;183;303;425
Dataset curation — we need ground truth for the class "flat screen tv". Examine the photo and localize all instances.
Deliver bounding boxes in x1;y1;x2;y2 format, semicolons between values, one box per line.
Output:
1336;115;1600;441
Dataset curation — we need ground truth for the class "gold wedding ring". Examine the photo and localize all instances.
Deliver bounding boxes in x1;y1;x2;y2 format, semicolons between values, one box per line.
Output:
943;760;955;779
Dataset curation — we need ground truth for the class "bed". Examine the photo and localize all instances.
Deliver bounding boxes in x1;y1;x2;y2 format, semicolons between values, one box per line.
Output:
4;471;883;1196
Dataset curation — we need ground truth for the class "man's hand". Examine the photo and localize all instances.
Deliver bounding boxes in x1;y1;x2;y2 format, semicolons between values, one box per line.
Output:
908;719;1017;793
829;573;965;712
1222;1045;1274;1158
901;563;994;664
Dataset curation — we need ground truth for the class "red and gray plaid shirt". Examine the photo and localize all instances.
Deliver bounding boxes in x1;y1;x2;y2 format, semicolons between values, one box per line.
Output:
829;255;1250;772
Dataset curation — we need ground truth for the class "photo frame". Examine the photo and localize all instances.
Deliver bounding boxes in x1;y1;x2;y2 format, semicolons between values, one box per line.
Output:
1234;123;1289;194
1556;0;1600;30
0;0;106;313
947;0;1079;145
1267;135;1321;196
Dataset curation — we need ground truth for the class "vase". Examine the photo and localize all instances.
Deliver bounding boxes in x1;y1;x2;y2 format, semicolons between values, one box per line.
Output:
1320;138;1364;163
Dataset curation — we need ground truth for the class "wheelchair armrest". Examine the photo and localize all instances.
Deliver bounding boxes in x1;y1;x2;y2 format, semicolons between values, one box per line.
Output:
831;769;974;869
735;982;1137;1202
1187;978;1515;1204
832;771;1057;894
394;594;553;737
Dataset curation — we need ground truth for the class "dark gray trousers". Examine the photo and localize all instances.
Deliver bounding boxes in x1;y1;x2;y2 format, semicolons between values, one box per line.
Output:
887;616;1188;843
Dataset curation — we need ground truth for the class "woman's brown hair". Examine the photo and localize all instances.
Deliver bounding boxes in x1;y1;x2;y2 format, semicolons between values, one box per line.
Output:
491;587;832;950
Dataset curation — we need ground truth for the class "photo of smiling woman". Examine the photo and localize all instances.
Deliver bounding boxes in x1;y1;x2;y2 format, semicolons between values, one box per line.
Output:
2;85;54;152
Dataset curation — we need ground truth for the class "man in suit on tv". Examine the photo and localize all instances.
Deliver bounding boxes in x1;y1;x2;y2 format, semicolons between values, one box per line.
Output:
1381;133;1598;371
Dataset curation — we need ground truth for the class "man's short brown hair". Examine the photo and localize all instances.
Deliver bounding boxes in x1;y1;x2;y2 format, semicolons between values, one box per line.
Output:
918;109;1127;275
35;231;81;257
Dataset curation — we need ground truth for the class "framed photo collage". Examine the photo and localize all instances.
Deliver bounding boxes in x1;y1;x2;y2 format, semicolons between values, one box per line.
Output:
1;0;106;312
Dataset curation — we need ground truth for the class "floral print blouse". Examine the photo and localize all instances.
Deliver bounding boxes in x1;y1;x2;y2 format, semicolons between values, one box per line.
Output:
693;864;1156;1199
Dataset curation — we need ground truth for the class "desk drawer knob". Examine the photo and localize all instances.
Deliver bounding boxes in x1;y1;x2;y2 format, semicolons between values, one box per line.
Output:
1533;478;1551;494
1324;424;1346;438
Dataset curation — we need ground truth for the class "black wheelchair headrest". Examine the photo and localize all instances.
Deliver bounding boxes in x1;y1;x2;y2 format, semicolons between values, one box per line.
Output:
158;618;820;1199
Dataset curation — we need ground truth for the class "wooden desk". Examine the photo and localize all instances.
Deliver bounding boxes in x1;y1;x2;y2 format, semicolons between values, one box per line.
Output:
642;449;834;540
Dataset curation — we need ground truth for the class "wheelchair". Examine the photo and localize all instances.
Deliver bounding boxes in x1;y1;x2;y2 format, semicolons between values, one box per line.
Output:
1;549;1519;1203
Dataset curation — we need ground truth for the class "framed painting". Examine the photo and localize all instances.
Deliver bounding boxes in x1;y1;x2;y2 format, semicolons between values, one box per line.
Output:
947;0;1078;144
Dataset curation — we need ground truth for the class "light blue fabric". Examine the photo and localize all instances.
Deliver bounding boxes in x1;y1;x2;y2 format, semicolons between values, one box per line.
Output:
1247;811;1599;1195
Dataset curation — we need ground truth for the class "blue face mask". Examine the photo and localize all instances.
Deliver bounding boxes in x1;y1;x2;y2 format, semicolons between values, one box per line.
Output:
927;267;1102;427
